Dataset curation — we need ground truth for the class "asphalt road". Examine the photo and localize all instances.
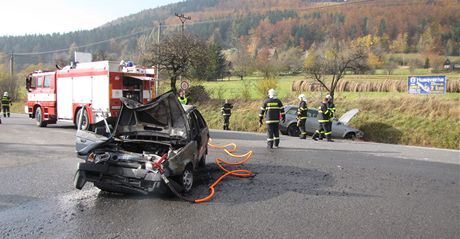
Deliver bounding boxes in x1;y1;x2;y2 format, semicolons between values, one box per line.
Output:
0;114;459;239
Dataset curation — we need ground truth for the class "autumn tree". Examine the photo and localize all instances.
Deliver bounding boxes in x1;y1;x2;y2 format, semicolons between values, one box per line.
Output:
143;32;207;93
304;42;367;99
229;42;254;81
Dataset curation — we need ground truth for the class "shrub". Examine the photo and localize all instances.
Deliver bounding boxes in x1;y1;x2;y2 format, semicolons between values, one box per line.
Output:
186;85;210;103
255;77;278;97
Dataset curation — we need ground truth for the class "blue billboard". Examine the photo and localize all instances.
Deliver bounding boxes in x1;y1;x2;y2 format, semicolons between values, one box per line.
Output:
408;76;446;94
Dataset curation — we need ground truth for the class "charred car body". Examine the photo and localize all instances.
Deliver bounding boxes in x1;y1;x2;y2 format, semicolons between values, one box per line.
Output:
73;92;209;194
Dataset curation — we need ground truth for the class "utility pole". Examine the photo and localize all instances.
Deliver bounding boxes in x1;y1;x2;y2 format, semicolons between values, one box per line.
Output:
174;13;191;86
175;13;191;35
155;23;162;96
9;52;14;79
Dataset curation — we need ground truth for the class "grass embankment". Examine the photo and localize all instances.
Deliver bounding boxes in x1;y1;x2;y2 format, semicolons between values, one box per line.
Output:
197;93;460;149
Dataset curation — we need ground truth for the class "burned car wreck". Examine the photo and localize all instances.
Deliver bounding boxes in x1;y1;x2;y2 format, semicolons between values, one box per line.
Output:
73;92;209;195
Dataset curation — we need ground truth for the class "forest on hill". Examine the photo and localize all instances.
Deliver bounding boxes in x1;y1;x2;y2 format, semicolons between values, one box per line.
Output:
0;0;459;70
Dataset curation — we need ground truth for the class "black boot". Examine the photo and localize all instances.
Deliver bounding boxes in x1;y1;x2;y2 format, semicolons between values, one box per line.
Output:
267;141;273;149
312;132;319;141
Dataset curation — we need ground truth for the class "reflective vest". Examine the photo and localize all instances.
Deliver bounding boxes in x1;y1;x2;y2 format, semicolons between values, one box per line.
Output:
178;96;188;105
1;96;10;106
259;98;285;124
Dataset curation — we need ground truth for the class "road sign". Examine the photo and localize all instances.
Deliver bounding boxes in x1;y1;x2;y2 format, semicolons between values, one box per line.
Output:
408;76;446;94
180;80;189;90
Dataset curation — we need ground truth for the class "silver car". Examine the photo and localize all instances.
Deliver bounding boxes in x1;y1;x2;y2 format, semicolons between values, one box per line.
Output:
280;105;363;139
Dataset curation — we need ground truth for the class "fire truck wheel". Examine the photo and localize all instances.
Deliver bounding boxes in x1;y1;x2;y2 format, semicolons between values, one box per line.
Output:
35;107;47;127
76;108;90;131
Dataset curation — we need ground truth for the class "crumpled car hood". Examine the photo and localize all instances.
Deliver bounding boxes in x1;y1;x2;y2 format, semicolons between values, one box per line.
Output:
114;91;189;139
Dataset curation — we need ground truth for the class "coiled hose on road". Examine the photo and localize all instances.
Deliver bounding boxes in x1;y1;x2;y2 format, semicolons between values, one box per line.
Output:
160;138;254;203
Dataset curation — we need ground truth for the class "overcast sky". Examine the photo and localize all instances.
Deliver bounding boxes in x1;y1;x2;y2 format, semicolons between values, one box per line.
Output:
1;0;182;36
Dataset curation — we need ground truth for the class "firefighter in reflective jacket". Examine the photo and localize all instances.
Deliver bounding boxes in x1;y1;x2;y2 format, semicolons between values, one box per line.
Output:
2;92;12;118
297;94;308;139
312;95;333;142
259;89;285;149
221;99;233;130
326;95;336;142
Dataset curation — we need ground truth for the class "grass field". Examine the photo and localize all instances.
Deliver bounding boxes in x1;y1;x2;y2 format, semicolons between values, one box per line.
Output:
196;72;460;100
196;92;460;149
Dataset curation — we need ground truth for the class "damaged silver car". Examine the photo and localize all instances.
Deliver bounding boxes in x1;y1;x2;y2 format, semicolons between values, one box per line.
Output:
73;91;209;194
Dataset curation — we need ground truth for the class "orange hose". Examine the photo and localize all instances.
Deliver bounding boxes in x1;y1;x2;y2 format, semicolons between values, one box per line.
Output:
194;138;254;203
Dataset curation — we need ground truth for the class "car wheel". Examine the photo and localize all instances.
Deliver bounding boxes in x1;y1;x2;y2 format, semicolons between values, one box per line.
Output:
35;107;47;127
287;124;300;137
76;108;90;130
74;170;86;190
198;155;206;167
345;132;356;140
181;164;194;193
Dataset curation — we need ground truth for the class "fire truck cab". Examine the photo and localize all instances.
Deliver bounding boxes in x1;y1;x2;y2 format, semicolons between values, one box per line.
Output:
25;61;156;129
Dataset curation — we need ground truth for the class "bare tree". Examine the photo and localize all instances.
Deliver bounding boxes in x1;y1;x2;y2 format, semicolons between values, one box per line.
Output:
143;32;207;93
230;45;254;81
304;43;368;99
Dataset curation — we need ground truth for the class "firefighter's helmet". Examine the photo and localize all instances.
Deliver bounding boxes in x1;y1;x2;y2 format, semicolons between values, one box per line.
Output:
3;92;7;97
325;94;332;101
298;94;307;102
268;89;276;98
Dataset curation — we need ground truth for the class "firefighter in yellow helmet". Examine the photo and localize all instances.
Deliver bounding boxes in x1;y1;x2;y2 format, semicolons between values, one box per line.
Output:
259;89;285;149
2;92;12;118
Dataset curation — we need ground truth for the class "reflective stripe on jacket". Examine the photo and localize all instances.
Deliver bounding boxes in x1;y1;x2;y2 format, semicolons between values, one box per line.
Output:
318;102;330;123
178;97;188;105
259;98;285;124
1;96;10;105
297;101;308;120
221;103;233;116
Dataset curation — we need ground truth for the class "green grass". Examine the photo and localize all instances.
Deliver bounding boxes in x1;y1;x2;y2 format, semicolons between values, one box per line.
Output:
197;72;460;101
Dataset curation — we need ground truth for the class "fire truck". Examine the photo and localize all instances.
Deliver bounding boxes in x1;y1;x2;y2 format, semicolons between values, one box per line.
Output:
25;61;156;129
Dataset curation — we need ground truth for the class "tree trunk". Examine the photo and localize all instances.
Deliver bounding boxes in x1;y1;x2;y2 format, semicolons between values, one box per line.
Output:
170;76;177;93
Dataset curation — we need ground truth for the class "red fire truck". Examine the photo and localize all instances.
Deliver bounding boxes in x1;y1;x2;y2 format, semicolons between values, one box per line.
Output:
25;61;156;129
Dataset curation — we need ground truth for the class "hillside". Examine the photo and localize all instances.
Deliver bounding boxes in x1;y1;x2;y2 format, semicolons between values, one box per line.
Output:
0;0;459;70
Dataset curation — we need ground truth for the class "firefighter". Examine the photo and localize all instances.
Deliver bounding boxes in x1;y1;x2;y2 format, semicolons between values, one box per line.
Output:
297;94;308;139
312;95;333;142
2;92;12;118
221;99;233;130
178;89;188;105
259;89;285;149
325;95;336;142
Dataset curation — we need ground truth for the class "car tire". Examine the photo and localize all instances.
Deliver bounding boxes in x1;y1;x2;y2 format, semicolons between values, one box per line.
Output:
287;124;300;137
198;155;206;168
180;164;194;193
74;170;86;190
35;107;47;127
345;132;356;140
75;108;90;131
